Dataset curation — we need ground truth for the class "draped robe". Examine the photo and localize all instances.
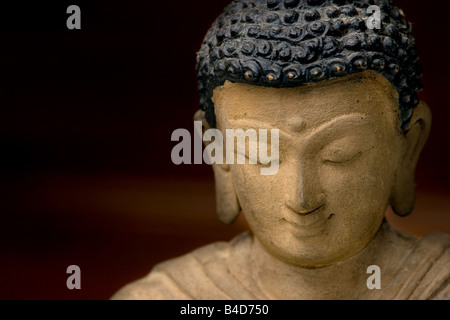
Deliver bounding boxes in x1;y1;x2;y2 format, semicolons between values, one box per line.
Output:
113;225;450;300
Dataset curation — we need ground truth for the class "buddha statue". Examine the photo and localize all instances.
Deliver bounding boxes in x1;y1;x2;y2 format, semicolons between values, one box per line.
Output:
113;0;449;300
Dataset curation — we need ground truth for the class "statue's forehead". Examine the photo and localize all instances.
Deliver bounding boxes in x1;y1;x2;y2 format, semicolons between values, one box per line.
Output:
212;71;399;131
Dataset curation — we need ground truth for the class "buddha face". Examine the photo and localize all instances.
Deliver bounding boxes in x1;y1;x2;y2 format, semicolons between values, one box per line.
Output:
212;71;405;267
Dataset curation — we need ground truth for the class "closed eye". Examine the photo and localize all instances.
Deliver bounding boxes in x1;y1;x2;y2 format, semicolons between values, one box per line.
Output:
323;151;362;164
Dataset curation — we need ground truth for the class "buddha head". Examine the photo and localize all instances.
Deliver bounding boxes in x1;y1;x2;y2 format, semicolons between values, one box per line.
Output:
195;0;431;267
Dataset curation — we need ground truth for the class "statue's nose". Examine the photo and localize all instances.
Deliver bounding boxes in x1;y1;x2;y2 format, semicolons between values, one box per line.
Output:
285;164;326;215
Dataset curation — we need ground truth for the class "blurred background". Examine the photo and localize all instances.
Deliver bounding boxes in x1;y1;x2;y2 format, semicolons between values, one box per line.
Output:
0;0;449;299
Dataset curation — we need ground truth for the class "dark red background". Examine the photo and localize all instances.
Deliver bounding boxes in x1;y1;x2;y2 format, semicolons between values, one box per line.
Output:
0;0;449;299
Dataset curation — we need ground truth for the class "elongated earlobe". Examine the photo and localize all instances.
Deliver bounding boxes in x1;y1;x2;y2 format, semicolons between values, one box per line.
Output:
390;102;432;216
390;171;416;217
212;165;241;224
194;110;241;224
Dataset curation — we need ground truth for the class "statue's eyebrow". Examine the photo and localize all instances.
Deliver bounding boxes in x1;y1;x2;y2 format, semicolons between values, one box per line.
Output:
226;114;371;142
224;119;293;140
305;113;374;145
276;113;374;149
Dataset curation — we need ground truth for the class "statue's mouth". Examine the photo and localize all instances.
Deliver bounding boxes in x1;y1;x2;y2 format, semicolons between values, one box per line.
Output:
282;216;328;239
282;204;328;233
297;204;325;216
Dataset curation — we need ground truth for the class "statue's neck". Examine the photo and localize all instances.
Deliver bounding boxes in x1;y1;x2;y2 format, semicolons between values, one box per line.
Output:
249;221;403;300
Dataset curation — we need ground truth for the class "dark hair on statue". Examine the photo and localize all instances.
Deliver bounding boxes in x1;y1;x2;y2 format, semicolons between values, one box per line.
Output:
196;0;423;132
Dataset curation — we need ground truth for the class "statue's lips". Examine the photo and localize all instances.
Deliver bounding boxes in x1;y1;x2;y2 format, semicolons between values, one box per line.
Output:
282;207;329;237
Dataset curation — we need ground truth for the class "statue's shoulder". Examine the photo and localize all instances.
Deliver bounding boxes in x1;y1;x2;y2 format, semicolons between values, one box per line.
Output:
111;232;254;300
417;231;450;253
392;230;450;300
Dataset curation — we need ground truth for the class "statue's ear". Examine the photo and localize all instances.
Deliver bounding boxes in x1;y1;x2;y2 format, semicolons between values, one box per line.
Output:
391;101;432;217
193;110;241;224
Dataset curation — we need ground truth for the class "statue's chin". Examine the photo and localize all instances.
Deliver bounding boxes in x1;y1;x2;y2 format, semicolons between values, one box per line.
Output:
256;229;380;268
